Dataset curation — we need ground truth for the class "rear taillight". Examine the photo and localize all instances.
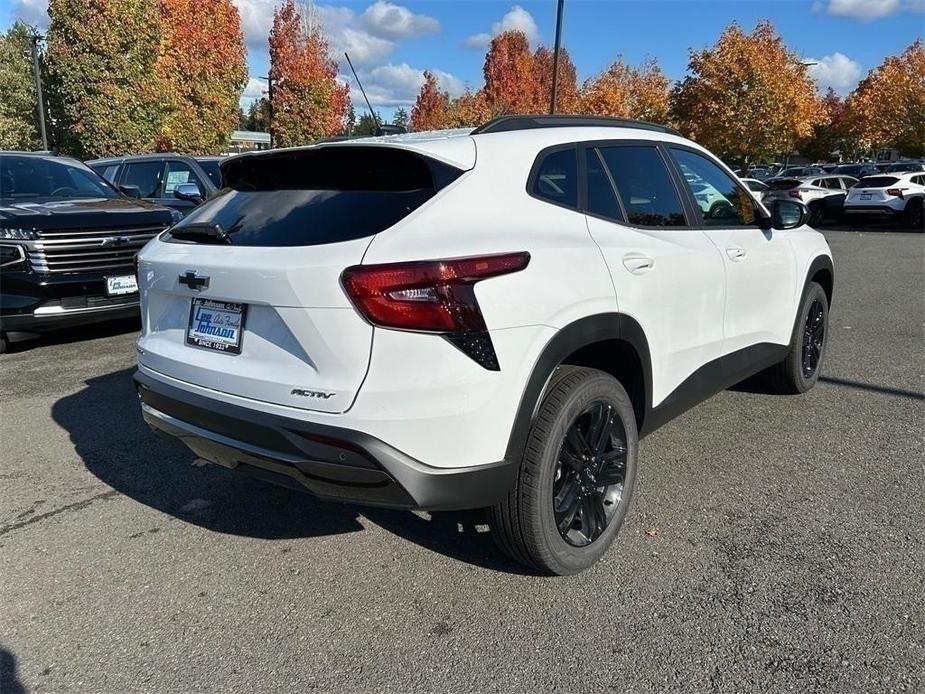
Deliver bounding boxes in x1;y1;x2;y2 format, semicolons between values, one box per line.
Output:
886;188;904;198
341;252;530;370
789;190;803;199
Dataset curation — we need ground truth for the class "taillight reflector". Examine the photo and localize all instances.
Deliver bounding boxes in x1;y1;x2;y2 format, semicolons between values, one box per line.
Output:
341;252;530;333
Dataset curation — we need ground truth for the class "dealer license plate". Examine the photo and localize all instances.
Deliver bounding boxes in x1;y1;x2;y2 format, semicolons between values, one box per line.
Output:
185;298;247;354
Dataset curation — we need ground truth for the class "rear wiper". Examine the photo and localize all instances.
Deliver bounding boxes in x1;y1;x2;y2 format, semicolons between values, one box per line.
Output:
170;222;230;244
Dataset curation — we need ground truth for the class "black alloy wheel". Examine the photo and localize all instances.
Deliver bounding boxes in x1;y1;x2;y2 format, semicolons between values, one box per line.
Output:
801;299;825;378
553;400;628;547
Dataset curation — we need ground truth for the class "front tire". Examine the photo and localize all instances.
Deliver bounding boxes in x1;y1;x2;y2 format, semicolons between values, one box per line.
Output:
767;281;829;394
490;366;638;575
903;198;923;230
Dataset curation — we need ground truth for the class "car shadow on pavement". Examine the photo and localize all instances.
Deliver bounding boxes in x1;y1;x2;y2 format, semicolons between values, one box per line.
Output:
4;317;141;353
51;367;531;574
0;647;26;694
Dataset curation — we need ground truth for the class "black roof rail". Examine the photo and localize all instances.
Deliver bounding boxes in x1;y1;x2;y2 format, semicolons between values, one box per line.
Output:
471;114;681;137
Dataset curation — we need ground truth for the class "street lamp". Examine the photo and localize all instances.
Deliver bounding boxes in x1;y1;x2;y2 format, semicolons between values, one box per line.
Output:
255;75;274;149
29;31;48;150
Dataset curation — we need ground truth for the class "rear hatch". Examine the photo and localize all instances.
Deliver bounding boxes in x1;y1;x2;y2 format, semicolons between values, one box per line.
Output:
845;176;899;205
137;144;469;413
761;178;802;202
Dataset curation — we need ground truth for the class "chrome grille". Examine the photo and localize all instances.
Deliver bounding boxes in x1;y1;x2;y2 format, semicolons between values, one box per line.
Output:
27;225;166;274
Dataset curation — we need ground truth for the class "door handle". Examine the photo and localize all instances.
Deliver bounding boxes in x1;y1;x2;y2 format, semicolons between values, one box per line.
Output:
725;246;747;261
622;253;655;274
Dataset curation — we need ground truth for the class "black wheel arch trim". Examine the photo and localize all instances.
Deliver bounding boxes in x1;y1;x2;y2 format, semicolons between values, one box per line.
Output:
503;313;653;465
802;253;835;312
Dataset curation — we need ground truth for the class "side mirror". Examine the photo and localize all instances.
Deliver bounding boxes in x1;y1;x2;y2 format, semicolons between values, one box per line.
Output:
772;199;807;230
119;184;142;199
173;182;204;204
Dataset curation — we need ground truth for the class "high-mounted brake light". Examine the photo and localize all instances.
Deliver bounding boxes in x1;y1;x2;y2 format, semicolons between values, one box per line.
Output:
341;252;530;370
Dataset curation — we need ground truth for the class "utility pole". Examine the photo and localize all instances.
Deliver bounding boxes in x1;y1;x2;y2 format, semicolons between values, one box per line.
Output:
30;31;48;150
549;0;565;115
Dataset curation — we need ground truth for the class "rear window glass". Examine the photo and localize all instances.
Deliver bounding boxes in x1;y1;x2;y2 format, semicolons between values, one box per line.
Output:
767;178;801;190
531;147;578;209
196;159;223;187
585;149;623;222
168;147;463;247
856;176;899;188
597;146;687;227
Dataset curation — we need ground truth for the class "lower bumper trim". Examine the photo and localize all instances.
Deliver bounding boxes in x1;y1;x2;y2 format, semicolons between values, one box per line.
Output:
134;370;517;511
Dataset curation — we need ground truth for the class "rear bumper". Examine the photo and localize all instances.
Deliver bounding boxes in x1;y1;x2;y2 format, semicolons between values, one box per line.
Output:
134;370;517;511
843;204;900;216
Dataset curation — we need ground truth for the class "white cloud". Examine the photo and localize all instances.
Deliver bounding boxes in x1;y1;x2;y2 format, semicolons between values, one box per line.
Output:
464;5;540;50
815;0;923;21
233;1;439;65
360;1;440;40
8;0;48;27
344;63;464;108
807;53;863;95
241;76;268;100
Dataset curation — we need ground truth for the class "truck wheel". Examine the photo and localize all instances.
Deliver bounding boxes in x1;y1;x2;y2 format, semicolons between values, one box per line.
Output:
490;366;638;575
767;281;829;394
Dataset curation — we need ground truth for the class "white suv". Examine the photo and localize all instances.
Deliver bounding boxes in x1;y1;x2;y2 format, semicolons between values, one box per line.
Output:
843;172;925;227
134;115;834;575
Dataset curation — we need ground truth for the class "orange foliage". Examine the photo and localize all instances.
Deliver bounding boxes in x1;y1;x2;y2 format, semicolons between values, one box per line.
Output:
669;21;823;164
846;40;925;156
483;31;541;113
534;46;579;114
410;70;450;131
269;0;349;146
580;57;669;123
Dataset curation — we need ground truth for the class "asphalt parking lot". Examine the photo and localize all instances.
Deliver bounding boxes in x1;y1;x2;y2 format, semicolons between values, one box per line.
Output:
1;227;923;694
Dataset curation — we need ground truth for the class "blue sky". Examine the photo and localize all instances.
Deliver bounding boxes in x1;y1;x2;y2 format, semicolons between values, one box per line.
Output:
4;0;923;120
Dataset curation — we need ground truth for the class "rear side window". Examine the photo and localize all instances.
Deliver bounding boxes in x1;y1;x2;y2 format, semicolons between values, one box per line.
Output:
169;147;463;247
597;146;686;227
531;148;578;209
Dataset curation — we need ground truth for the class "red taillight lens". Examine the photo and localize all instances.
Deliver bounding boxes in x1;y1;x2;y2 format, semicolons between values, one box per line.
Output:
789;190;802;199
886;188;904;198
341;252;530;333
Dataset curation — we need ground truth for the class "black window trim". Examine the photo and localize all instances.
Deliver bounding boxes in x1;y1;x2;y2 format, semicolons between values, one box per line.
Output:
118;159;167;199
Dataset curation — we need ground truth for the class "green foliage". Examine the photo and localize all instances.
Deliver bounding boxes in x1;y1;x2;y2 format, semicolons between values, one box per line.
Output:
353;112;383;136
45;0;165;158
0;22;42;150
392;108;409;128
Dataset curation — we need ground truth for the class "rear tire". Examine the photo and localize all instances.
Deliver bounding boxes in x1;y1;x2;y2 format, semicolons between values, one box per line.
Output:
767;281;828;394
0;332;7;354
490;366;638;575
903;198;923;230
808;202;824;227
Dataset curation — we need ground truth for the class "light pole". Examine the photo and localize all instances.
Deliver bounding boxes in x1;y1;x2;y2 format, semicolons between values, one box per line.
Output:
256;75;274;149
549;0;565;115
30;31;48;150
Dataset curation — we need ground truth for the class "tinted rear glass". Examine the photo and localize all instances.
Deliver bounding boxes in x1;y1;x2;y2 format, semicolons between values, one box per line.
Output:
168;147;463;247
597;146;686;227
531;147;578;209
856;176;899;188
196;159;223;187
767;178;801;190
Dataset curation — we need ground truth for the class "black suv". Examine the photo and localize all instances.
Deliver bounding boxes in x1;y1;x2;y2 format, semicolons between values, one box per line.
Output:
87;153;222;215
0;152;179;352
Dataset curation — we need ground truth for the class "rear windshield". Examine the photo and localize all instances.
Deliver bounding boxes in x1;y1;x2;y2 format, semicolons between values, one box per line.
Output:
855;176;898;188
168;147;463;246
767;178;801;190
196;159;223;187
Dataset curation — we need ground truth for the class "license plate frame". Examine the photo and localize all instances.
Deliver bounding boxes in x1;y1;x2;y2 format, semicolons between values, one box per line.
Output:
185;298;247;355
105;274;138;296
860;193;872;200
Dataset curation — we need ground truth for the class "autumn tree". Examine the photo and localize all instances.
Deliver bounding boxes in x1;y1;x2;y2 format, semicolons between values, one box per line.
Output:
45;0;164;158
669;21;823;167
534;45;579;113
580;57;670;123
0;22;42;150
846;40;925;157
410;70;449;131
269;0;350;147
156;0;247;154
445;88;492;128
483;31;541;114
798;88;865;161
